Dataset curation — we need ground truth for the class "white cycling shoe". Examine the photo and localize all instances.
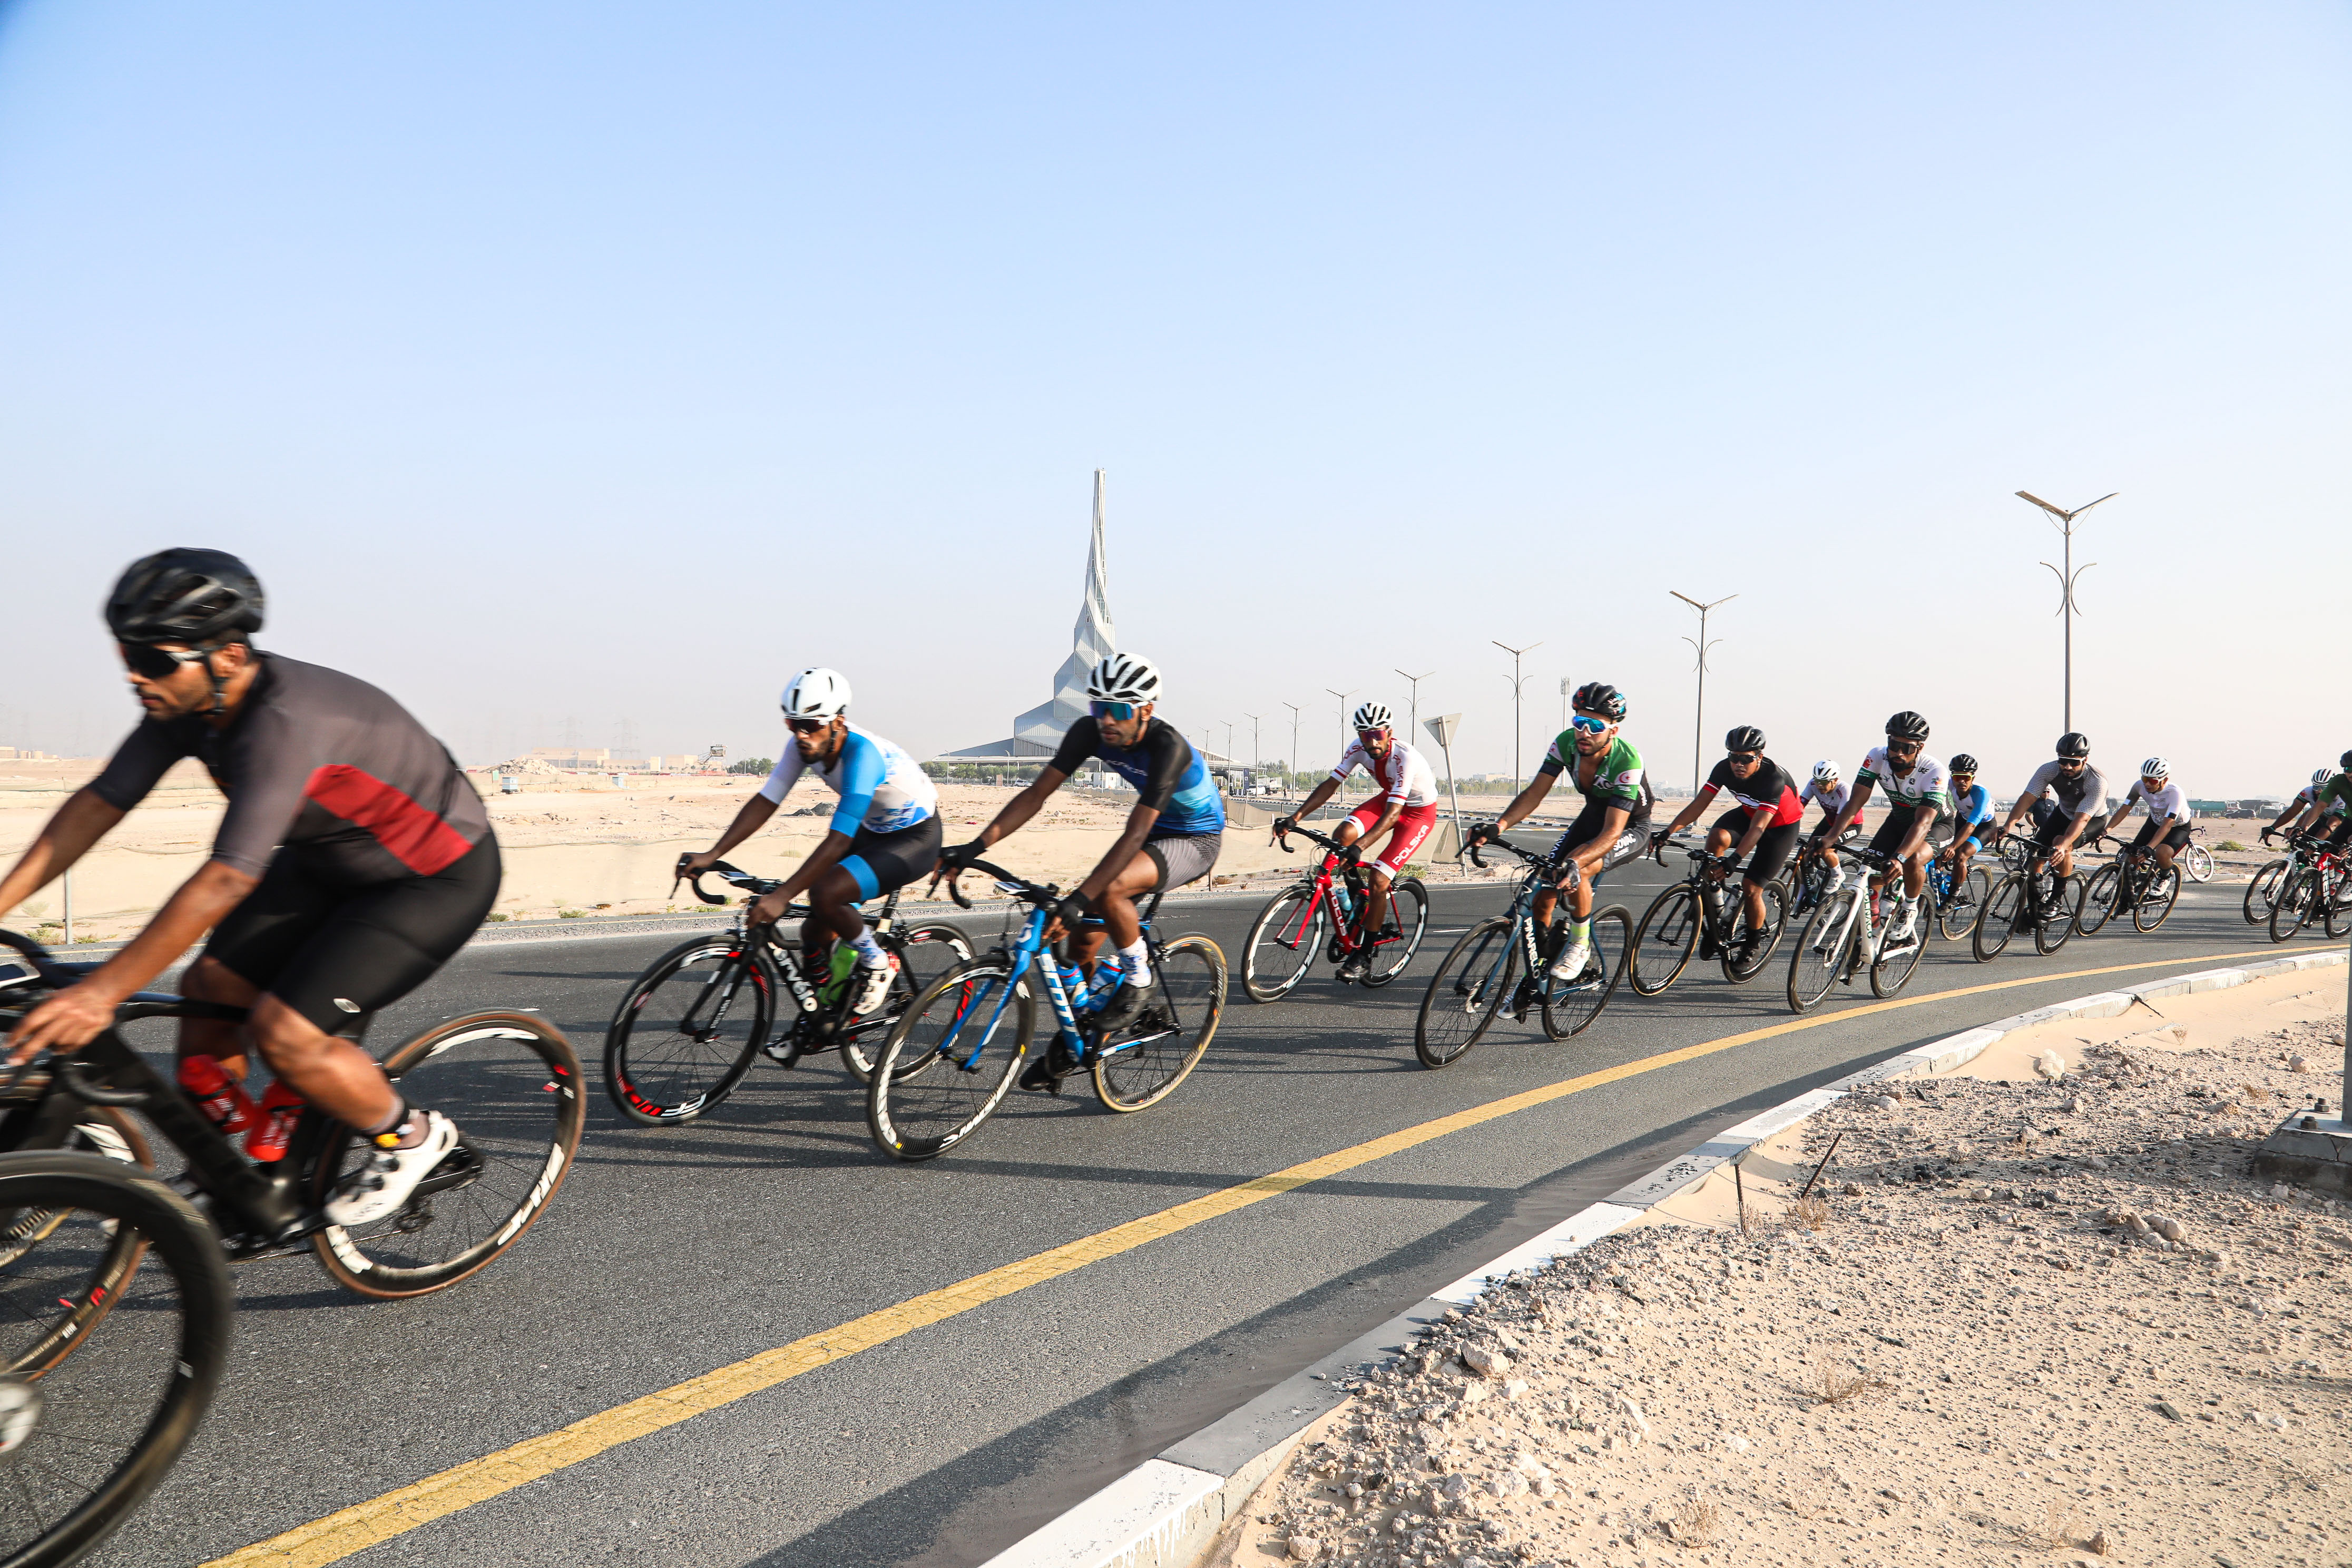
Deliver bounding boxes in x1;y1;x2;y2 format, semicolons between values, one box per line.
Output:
1547;943;1591;982
851;954;900;1016
326;1111;458;1228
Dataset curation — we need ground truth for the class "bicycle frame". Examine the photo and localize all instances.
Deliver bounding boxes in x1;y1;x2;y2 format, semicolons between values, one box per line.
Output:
1269;832;1377;959
1466;845;1589;1003
937;885;1170;1072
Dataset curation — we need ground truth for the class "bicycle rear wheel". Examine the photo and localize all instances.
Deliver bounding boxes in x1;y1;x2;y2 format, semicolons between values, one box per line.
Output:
1094;935;1225;1111
2033;875;2079;955
1721;883;1787;983
1629;885;1699;996
841;923;977;1082
2134;865;2182;931
867;958;1034;1161
1938;866;1990;940
2272;868;2320;943
0;1152;232;1568
604;937;771;1124
2183;844;2214;883
1786;891;1856;1013
311;1011;586;1298
1415;917;1516;1069
1542;906;1629;1040
2325;873;2352;939
1358;879;1429;987
1241;885;1327;1002
2075;865;2121;936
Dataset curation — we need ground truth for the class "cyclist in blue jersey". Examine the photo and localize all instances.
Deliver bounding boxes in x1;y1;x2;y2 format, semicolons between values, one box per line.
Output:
941;653;1224;1080
680;668;940;1016
1933;753;1995;911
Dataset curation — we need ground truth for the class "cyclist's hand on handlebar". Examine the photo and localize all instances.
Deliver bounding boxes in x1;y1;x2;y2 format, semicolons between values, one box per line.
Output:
1466;821;1503;847
2260;826;2276;845
1041;892;1091;946
938;840;983;874
5;983;116;1063
747;889;790;928
677;849;722;879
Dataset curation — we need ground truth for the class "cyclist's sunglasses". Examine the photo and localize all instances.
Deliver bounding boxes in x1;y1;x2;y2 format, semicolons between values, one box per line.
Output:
120;643;212;680
1090;700;1143;722
2055;757;2086;769
1727;751;1760;765
1885;738;1923;754
785;716;832;734
1569;714;1610;734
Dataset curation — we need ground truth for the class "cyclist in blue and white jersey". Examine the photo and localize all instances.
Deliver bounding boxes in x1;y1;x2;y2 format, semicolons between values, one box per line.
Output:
1822;711;1949;941
1799;760;1853;893
1934;753;1995;910
680;668;940;1016
942;653;1224;1081
2264;764;2347;847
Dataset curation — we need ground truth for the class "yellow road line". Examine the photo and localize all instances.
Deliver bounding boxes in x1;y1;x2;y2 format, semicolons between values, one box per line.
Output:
210;945;2295;1566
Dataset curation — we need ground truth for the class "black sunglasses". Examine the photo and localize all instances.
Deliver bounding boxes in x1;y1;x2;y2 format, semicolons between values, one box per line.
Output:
121;644;213;680
1727;751;1759;765
785;716;831;735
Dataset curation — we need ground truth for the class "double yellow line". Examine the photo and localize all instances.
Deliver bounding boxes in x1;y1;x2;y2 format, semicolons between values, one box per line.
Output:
210;945;2295;1566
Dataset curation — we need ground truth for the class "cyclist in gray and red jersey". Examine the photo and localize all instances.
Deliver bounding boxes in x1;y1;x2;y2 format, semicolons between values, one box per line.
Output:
1;550;489;1226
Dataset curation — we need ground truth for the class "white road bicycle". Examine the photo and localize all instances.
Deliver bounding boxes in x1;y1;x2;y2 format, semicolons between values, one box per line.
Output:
1785;847;1929;1012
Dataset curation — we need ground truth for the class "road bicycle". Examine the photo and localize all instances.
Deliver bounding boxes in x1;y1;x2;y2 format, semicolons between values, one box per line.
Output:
1413;836;1630;1068
1;930;581;1564
1628;836;1785;995
2245;832;2317;926
1785;847;1931;1011
1972;848;2082;962
2269;835;2352;944
602;862;973;1124
2181;827;2216;884
2074;836;2182;936
1775;824;1860;925
866;858;1226;1160
1924;844;1992;940
1241;823;1429;1002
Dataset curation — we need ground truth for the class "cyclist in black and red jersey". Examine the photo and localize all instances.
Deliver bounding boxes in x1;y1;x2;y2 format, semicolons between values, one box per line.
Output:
1;550;494;1226
1649;726;1804;971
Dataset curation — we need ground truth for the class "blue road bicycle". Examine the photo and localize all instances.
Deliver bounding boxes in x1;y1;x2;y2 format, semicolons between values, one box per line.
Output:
865;858;1227;1161
1412;835;1631;1069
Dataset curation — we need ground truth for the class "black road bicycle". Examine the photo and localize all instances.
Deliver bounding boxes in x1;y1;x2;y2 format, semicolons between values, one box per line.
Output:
1973;854;2082;962
602;863;973;1124
2074;835;2182;936
1628;836;1786;995
1413;836;1630;1068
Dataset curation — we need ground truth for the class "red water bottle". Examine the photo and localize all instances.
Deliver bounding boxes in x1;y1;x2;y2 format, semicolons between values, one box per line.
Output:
245;1081;305;1163
179;1055;259;1135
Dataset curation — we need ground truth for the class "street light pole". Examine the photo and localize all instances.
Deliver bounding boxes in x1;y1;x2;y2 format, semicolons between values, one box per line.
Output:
1281;701;1304;789
1326;688;1358;751
2017;490;2116;733
1669;591;1736;795
1559;676;1571;733
1492;640;1541;790
1394;668;1435;738
1243;713;1262;776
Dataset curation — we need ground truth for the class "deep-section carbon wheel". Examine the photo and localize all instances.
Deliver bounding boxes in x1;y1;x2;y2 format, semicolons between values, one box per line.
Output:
1786;891;1857;1013
842;923;977;1082
1415;917;1516;1069
0;1152;232;1568
867;958;1033;1161
1870;905;1928;997
603;936;771;1124
312;1011;586;1298
1721;881;1787;983
1094;935;1225;1111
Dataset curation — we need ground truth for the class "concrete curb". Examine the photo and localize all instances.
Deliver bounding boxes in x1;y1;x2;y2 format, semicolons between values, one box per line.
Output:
975;947;2350;1568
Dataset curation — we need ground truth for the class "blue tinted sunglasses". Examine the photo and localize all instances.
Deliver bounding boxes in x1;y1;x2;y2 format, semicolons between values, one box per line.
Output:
1570;714;1610;734
1090;700;1141;722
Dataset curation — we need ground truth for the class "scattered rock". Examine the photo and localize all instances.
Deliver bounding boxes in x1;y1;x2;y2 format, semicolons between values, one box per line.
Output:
1461;1345;1513;1379
2290;1055;2311;1072
2146;1212;2186;1243
1487;1468;1528;1498
2034;1050;2068;1082
1861;1093;1899;1110
2153;1400;2182;1421
2089;1528;2113;1555
1286;1533;1322;1561
1840;1181;1864;1196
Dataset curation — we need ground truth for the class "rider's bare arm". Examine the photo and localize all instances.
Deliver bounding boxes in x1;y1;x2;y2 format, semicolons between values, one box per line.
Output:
7;857;258;1059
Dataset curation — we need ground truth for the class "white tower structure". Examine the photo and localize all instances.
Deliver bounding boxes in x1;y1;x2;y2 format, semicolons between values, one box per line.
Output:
1008;469;1117;747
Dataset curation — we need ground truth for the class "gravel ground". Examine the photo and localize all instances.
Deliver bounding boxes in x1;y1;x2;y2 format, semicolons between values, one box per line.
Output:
1238;1009;2351;1568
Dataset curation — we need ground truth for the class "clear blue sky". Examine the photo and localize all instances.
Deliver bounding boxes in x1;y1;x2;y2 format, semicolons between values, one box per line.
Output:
3;3;2346;796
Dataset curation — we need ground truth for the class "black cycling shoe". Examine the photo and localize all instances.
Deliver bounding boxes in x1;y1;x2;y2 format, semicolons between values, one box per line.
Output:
1093;974;1158;1034
1732;933;1767;972
1510;975;1540;1021
1698;935;1722;961
1018;1042;1081;1094
1336;953;1368;983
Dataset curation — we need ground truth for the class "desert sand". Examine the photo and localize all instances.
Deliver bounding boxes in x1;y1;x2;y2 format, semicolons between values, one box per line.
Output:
1232;967;2351;1568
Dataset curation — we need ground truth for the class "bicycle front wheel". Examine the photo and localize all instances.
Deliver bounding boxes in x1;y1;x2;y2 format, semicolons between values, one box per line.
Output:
1786;892;1856;1013
1543;905;1629;1040
2075;865;2121;936
1629;885;1699;996
604;936;771;1124
2183;844;2214;883
841;922;977;1082
1974;874;2024;961
1415;917;1516;1069
1939;866;1991;940
2324;874;2352;939
2272;868;2320;943
867;958;1034;1161
1241;885;1327;1003
0;1152;232;1568
2134;865;2182;931
1870;909;1927;998
1358;879;1429;987
1721;882;1787;983
312;1011;586;1298
2033;876;2079;955
1095;935;1225;1112
2244;859;2288;924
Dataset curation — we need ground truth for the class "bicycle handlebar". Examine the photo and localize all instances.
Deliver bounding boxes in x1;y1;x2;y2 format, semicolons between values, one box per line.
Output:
680;859;786;905
1274;821;1357;861
935;856;1059;912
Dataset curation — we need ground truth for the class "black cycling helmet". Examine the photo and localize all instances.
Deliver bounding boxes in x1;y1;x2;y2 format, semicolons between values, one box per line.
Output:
1949;753;1979;774
1884;710;1930;741
1724;725;1767;753
106;548;265;645
2055;731;2091;760
2340;749;2352;771
1572;681;1627;722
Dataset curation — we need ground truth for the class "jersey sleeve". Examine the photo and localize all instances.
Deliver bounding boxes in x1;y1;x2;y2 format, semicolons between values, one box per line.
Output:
86;722;189;815
1701;758;1734;797
207;703;316;878
756;749;805;806
1047;718;1102;778
2322;777;2352;812
1535;731;1571;778
1133;727;1191;815
1329;741;1365;785
826;733;884;837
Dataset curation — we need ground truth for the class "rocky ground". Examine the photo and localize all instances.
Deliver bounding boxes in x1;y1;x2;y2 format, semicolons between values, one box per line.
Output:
1238;1005;2351;1568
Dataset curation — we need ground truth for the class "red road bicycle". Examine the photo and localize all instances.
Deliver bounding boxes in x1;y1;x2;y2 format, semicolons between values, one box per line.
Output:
1240;823;1431;1002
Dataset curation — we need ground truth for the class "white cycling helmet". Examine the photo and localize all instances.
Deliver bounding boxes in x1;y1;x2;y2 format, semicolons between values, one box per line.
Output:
1811;759;1841;783
1353;701;1394;732
2317;767;2337;786
781;667;851;720
1086;652;1162;705
2139;756;2169;781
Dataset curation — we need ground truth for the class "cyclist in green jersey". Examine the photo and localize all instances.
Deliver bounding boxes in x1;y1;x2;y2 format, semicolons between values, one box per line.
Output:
1465;682;1653;991
2261;769;2340;845
2279;751;2352;851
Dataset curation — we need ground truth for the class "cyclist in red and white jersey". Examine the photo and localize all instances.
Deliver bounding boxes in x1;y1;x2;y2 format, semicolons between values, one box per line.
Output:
1275;702;1440;981
1650;726;1804;969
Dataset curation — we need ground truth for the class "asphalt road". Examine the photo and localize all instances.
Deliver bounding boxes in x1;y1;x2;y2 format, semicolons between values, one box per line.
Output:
67;850;2314;1567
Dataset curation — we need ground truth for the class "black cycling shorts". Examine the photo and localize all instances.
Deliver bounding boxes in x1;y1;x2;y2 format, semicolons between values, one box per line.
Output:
840;816;943;902
1552;799;1651;884
2132;819;2193;851
1142;830;1223;893
2026;797;2092;857
1868;804;1937;862
1709;808;1801;887
204;834;501;1036
2326;817;2352;850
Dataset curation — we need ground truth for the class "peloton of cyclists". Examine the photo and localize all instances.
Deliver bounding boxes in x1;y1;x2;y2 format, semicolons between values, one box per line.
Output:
1988;732;2106;927
2110;758;2193;878
1799;760;1853;894
1649;726;1804;971
1465;682;1653;1004
1935;753;1994;910
2262;769;2341;846
679;667;942;1018
1820;712;1949;944
1272;702;1442;981
2;550;491;1225
939;653;1226;1087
